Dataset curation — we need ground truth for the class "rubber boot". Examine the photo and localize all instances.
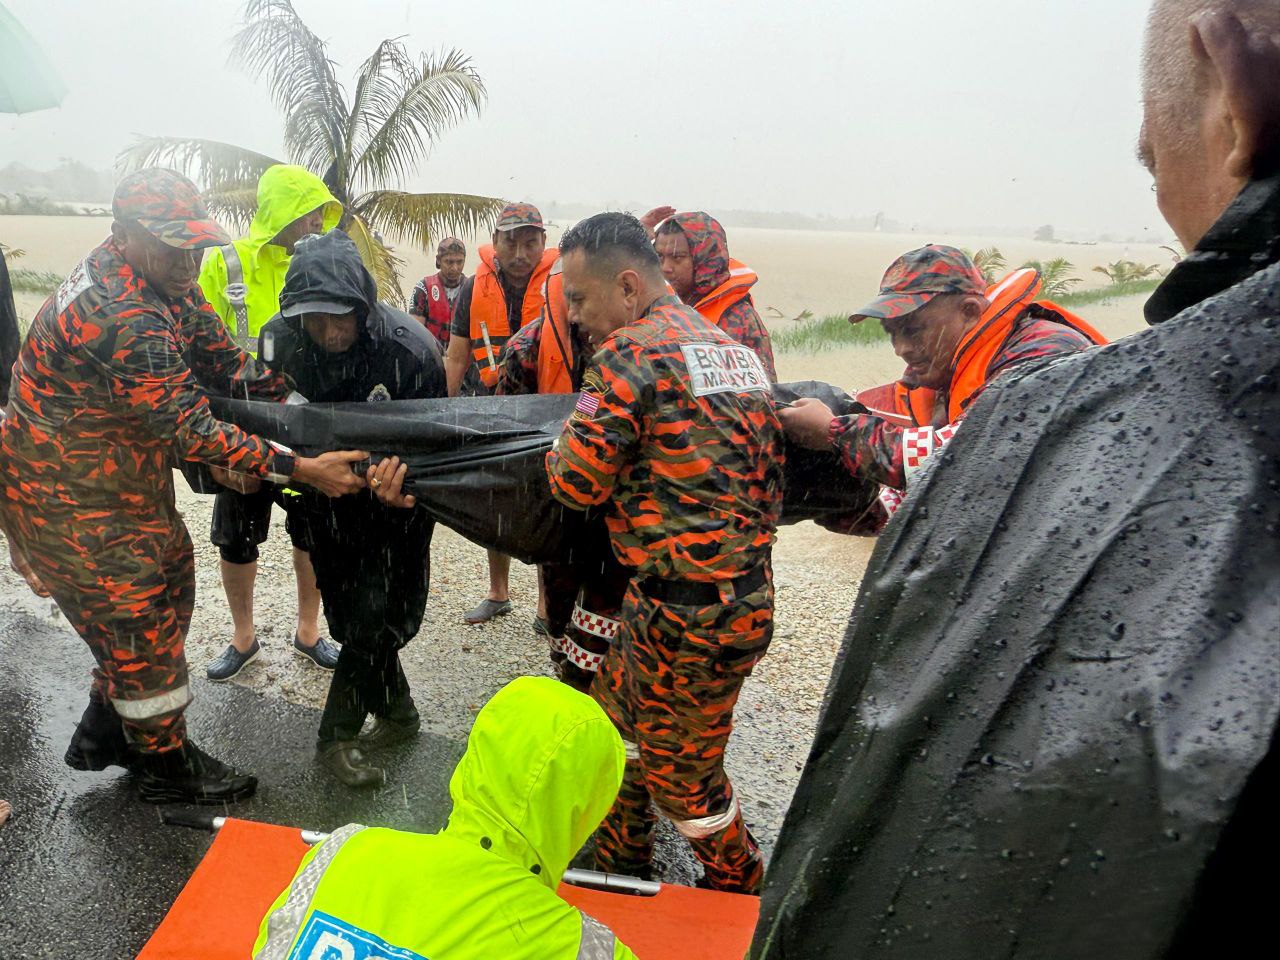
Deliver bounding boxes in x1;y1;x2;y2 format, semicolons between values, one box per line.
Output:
135;741;258;805
64;698;138;772
317;741;384;788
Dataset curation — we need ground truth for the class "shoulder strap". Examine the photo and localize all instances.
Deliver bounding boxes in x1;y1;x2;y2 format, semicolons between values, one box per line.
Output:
219;243;253;351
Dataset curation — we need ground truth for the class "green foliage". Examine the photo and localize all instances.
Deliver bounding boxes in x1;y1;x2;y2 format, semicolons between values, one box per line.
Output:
117;0;503;303
962;246;1007;284
772;313;889;353
1093;259;1164;284
1052;277;1161;306
1020;257;1082;298
0;193;76;216
8;268;61;295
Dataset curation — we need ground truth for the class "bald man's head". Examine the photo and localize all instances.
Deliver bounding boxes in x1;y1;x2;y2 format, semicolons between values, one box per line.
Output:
1139;0;1280;248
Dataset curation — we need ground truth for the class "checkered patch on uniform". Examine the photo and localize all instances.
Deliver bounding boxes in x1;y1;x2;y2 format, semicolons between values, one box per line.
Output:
902;426;937;475
571;604;621;640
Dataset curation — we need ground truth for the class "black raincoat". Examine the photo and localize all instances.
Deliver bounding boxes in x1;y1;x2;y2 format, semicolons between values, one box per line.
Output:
749;175;1280;958
263;230;445;658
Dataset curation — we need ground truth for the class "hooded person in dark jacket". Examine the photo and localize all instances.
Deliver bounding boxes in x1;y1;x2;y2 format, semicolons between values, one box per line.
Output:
751;4;1280;958
258;229;447;788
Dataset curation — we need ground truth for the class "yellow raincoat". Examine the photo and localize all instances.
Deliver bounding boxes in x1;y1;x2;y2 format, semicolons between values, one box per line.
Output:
197;164;341;351
252;676;637;959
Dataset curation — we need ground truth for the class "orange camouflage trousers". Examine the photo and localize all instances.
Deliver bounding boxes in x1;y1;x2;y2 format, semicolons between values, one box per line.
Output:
1;486;194;753
590;575;773;894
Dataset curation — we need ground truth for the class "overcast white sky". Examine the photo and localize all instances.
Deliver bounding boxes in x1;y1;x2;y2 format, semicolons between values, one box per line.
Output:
2;0;1165;238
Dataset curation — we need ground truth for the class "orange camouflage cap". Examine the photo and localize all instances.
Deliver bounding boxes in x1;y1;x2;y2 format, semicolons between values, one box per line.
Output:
851;244;987;322
494;201;544;232
111;168;231;250
436;236;466;255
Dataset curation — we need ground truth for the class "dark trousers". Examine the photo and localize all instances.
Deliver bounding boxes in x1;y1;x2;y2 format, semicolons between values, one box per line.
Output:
317;645;416;742
300;501;434;745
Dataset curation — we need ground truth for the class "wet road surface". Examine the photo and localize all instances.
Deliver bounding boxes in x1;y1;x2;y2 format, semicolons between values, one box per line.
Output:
0;605;463;959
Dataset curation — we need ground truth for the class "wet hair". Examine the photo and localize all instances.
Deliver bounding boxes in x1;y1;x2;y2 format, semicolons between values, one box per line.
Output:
559;212;661;277
655;218;684;238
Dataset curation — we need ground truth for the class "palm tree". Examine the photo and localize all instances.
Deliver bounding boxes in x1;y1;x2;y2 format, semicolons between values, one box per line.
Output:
963;246;1007;284
117;0;503;302
1093;260;1164;285
1021;257;1082;298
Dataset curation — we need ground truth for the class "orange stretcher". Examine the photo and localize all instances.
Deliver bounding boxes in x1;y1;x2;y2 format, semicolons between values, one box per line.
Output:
137;817;760;959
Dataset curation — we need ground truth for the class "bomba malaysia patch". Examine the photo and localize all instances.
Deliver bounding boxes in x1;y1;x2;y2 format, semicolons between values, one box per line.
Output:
680;342;770;397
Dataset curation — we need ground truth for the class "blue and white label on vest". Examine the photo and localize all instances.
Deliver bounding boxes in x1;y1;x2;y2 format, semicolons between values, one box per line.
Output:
680;342;769;397
288;911;429;960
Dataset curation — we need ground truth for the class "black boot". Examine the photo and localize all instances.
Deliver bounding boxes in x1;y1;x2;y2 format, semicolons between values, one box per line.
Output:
135;741;257;805
65;698;138;772
317;741;384;788
357;699;420;750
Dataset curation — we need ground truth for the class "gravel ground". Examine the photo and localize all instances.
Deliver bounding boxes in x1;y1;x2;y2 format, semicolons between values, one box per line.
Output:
0;474;876;872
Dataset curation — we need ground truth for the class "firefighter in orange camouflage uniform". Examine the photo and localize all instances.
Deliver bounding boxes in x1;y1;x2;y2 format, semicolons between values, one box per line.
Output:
545;212;784;894
0;169;367;805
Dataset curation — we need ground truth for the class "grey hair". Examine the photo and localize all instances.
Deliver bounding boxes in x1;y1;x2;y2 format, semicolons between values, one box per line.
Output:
1143;0;1280;137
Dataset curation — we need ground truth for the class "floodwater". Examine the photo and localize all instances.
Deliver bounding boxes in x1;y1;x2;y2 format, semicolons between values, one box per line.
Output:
1;212;1161;393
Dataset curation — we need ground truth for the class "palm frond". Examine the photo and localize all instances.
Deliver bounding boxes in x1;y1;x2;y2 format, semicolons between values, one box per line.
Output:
201;181;262;234
115;136;280;187
230;0;347;179
353;189;502;251
344;212;406;304
352;47;486;190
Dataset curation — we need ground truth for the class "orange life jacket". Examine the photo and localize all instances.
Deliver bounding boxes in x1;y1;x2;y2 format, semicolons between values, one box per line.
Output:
693;259;758;328
858;269;1108;427
535;259;575;395
469;245;559;389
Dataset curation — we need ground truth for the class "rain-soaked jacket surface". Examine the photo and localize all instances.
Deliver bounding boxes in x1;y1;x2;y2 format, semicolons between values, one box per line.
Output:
198;164;341;344
749;173;1280;959
252;676;637;959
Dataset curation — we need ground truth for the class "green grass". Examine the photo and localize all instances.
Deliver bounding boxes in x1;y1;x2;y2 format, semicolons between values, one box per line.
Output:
9;267;61;295
773;312;888;353
1050;277;1161;307
773;278;1163;353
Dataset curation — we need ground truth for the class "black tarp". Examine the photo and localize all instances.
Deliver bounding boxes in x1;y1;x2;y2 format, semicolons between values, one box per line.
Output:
749;233;1280;952
200;380;878;565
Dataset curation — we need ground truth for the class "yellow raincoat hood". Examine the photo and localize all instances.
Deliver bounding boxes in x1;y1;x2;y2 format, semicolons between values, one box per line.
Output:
245;164;342;256
444;675;627;888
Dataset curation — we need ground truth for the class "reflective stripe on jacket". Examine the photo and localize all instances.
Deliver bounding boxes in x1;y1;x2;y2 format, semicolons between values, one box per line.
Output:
470;245;558;389
197;165;342;354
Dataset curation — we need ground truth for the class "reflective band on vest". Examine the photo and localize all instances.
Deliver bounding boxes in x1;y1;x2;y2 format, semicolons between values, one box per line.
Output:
258;823;369;960
621;739;640;761
570;604;620;641
578;915;618;960
673;791;740;840
553;633;606;672
110;684;192;720
219;243;255;354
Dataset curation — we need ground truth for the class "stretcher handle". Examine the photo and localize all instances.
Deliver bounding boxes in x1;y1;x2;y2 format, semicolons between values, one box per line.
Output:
562;868;661;897
159;815;658;894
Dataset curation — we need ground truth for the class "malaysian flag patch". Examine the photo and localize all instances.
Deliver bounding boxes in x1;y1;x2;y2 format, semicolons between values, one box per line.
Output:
574;392;601;418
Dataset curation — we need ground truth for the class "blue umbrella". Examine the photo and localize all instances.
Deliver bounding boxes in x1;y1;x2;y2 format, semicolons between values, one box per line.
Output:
0;2;66;114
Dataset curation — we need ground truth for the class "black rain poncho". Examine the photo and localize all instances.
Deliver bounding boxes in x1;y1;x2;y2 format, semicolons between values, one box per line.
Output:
749;174;1280;959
